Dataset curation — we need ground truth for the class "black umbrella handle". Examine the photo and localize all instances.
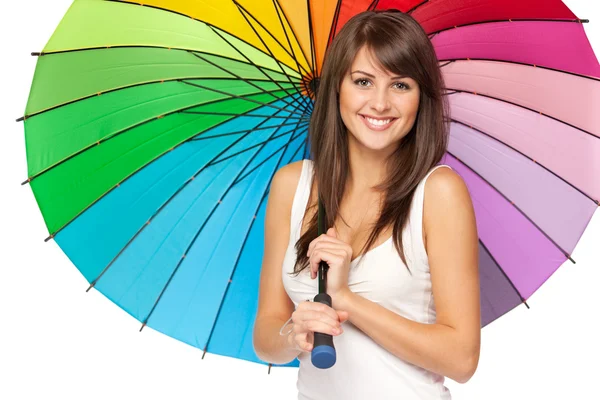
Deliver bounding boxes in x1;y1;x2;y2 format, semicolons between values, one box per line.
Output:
311;196;336;369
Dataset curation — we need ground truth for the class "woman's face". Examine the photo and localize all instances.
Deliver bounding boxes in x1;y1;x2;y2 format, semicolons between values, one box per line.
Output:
339;46;420;154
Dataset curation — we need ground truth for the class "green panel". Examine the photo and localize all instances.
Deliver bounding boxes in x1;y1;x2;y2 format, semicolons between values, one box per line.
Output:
30;91;292;234
214;28;303;81
26;47;300;115
42;0;300;78
24;79;297;177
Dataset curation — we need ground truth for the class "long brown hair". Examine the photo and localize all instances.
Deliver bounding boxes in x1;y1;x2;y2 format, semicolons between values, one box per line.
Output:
290;9;449;276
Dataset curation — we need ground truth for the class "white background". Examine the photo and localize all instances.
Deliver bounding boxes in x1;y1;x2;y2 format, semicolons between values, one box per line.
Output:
1;1;599;399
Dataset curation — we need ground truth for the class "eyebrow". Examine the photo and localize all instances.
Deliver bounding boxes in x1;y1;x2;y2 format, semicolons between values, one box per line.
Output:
350;70;408;80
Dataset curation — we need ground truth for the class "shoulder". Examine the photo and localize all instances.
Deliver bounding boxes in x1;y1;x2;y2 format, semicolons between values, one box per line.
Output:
269;159;306;210
423;166;475;241
424;166;470;203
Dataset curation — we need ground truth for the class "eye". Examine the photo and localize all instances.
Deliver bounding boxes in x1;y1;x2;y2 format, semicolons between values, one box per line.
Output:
393;82;409;90
353;78;371;87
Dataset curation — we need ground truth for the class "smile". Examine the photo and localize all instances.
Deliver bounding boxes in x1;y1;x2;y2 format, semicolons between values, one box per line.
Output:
359;114;397;131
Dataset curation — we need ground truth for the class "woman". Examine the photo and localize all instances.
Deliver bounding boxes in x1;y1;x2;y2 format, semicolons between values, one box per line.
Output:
253;9;480;400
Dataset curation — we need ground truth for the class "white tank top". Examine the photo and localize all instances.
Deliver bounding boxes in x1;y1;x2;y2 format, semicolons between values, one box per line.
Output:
281;159;453;400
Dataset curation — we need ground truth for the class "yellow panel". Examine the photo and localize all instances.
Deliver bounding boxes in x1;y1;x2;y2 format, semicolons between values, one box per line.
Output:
119;0;308;75
278;0;313;74
235;5;311;79
273;0;313;76
310;0;339;76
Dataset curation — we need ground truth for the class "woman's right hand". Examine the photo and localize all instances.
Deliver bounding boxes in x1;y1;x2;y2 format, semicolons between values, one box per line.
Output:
288;300;349;352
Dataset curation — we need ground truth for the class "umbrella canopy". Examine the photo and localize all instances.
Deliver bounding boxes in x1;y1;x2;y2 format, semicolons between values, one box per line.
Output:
21;0;600;371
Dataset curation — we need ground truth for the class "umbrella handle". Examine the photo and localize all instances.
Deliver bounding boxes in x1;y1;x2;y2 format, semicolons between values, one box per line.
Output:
311;195;337;369
311;290;337;369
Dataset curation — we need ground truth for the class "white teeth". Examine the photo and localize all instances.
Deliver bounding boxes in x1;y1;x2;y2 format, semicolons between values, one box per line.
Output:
365;117;392;126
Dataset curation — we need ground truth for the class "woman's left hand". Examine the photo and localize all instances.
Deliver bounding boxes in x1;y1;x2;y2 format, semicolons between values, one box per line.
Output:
307;227;352;304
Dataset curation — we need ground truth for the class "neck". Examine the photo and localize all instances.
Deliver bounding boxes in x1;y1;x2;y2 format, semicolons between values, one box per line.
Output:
346;139;393;195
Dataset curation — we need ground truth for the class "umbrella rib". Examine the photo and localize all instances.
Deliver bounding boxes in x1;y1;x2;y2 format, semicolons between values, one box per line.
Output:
38;95;303;239
179;79;307;118
188;120;306;142
136;111;306;330
205;122;309;168
306;0;318;79
451;118;600;206
17;74;300;122
445;87;600;140
230;125;309;186
188;51;307;113
86;103;304;292
228;6;312;111
28;46;303;85
326;0;343;50
231;1;314;108
206;25;312;113
180;110;308;120
23;86;296;186
272;0;315;93
445;151;576;264
428;18;589;36
232;0;313;77
367;0;380;11
273;0;312;79
478;238;530;315
201;127;309;359
439;58;600;82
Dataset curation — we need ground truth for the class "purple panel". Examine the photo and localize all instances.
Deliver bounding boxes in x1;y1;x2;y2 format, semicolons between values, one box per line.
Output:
432;21;600;78
477;241;523;327
448;123;596;253
441;153;566;299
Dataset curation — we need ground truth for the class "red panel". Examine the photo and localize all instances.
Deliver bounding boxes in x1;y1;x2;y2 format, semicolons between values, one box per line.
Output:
376;0;578;34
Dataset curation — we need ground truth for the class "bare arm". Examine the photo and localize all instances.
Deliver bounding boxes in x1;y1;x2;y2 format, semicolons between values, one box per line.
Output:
335;167;481;383
253;161;304;364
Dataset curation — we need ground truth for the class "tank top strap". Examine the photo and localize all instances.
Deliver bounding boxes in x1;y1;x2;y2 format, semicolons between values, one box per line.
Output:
408;164;454;266
289;159;314;241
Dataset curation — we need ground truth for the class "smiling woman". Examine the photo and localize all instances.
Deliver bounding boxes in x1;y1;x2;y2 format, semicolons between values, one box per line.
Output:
253;8;479;400
339;47;421;147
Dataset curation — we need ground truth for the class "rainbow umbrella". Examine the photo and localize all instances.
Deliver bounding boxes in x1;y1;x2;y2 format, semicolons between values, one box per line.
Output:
20;0;600;372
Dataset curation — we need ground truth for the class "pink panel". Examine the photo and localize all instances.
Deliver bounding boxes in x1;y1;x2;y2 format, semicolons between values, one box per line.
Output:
441;60;600;137
432;21;600;79
448;92;600;202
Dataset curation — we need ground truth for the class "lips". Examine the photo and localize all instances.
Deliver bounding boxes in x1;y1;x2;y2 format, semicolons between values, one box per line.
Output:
359;114;397;131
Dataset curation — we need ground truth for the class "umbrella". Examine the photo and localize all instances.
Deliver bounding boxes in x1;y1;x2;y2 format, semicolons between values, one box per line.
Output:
20;0;600;373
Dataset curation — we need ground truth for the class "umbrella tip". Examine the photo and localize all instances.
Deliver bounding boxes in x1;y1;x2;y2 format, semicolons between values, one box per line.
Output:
139;322;147;332
202;347;207;359
31;52;42;56
21;178;30;185
579;19;589;23
268;363;272;374
44;234;54;242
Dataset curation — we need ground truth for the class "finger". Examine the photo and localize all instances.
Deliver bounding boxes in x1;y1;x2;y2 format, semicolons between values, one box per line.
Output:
337;310;349;323
307;233;329;256
297;302;341;324
307;232;351;256
309;235;346;251
293;333;312;352
306;309;343;330
303;319;343;336
293;309;341;332
310;248;347;279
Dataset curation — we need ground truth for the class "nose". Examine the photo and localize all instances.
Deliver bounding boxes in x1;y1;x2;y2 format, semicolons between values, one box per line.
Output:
370;87;391;113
